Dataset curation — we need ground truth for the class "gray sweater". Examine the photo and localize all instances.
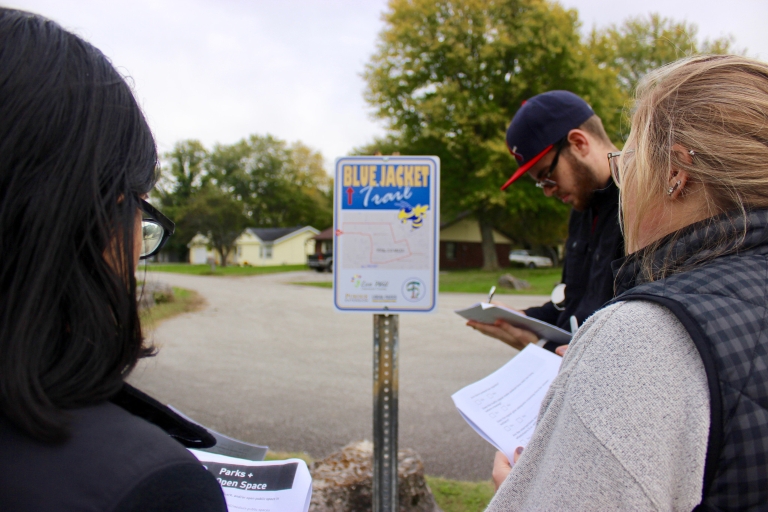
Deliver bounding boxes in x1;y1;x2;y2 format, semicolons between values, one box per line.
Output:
487;301;710;511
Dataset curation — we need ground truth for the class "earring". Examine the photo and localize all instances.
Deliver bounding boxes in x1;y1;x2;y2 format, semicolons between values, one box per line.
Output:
667;180;682;196
688;149;695;157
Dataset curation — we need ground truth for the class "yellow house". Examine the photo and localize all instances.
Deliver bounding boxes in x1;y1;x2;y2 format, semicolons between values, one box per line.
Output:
188;226;319;266
234;226;319;266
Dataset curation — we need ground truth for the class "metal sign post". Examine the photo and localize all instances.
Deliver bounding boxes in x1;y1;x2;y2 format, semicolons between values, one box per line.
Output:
372;314;398;512
332;156;439;512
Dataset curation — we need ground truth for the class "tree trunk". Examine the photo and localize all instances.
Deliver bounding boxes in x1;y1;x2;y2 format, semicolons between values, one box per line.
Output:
544;245;559;266
479;218;499;271
218;246;229;267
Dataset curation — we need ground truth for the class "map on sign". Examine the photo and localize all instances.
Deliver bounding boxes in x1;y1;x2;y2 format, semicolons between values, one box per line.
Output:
333;156;439;313
338;214;431;270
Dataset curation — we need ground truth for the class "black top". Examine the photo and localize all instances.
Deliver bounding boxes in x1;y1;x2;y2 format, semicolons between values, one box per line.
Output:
524;180;623;345
0;384;227;512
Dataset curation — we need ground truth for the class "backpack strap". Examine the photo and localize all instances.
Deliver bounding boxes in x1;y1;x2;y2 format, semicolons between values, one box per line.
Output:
613;294;723;503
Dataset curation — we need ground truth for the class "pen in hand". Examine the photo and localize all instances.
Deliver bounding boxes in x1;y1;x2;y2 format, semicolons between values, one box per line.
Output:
570;315;579;334
488;286;496;303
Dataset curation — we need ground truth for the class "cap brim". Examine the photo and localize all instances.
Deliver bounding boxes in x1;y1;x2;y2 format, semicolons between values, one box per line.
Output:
500;144;553;190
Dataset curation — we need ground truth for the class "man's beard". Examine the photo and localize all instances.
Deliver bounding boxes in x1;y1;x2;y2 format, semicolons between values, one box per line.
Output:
564;151;605;212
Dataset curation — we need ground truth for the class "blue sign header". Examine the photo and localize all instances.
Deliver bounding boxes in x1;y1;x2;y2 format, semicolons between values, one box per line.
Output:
340;163;431;210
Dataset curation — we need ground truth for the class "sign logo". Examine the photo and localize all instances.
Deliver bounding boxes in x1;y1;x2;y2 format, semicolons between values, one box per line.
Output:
351;274;362;288
397;201;428;230
402;277;426;302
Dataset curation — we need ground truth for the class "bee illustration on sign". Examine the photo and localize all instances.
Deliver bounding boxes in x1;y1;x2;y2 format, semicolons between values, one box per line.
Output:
396;201;428;230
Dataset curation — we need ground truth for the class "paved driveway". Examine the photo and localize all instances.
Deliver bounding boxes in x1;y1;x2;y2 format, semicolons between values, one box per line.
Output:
129;269;549;480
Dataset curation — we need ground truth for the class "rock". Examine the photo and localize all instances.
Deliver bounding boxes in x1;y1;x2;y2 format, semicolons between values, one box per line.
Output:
138;281;174;310
310;441;441;512
497;273;531;290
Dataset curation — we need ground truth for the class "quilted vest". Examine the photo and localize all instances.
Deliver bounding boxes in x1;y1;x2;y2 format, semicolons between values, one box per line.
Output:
611;210;768;510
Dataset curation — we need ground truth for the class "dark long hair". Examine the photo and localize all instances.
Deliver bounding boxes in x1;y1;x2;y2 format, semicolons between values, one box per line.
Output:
0;9;157;442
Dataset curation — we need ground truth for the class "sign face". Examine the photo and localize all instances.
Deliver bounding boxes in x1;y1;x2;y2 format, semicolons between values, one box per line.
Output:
333;156;440;313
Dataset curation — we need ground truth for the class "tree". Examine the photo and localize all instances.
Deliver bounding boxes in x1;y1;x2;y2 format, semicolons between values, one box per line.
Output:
176;186;250;267
153;135;333;261
208;135;332;229
589;14;737;98
152;140;210;261
156;140;209;204
364;0;621;270
587;14;738;142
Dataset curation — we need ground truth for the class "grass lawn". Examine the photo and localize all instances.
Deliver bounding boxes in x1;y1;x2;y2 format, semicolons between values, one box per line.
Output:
288;281;333;288
425;476;495;512
139;286;205;330
291;267;562;295
265;451;494;512
439;267;561;295
143;263;309;276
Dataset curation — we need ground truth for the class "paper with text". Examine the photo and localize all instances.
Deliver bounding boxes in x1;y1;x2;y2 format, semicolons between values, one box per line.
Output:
451;344;562;461
190;450;312;512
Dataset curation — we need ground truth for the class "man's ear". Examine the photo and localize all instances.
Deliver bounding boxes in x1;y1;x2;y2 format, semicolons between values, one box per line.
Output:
565;129;590;157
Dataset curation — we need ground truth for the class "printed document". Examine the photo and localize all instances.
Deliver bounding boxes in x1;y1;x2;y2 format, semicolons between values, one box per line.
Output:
455;302;571;344
191;450;312;512
451;344;562;461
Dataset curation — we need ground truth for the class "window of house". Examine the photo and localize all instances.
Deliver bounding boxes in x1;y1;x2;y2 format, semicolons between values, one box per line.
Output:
446;242;457;261
260;245;273;259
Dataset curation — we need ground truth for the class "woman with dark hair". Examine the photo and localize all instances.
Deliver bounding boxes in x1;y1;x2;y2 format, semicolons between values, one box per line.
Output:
488;54;768;510
0;9;226;511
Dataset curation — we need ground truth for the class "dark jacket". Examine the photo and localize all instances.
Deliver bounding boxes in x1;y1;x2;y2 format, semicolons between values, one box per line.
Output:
0;384;227;512
612;210;768;510
525;180;623;345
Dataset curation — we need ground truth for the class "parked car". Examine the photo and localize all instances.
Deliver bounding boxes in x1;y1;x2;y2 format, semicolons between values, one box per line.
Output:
308;251;333;272
508;249;553;269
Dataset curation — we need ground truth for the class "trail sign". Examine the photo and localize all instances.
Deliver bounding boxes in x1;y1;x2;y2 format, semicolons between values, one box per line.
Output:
333;156;440;313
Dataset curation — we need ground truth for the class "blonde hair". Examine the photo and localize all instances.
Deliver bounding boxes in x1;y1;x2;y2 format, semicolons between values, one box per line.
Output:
621;55;768;280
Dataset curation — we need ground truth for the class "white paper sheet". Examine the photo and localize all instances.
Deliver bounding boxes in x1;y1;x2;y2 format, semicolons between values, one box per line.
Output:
451;344;562;461
190;450;312;512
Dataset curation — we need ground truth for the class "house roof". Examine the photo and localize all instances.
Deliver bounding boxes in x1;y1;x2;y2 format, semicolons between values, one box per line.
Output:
440;211;474;230
439;213;512;244
246;227;303;242
313;227;334;241
245;226;319;243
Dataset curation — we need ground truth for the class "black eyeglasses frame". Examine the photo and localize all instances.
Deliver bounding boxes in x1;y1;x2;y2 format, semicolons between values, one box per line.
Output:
534;138;568;189
138;198;175;260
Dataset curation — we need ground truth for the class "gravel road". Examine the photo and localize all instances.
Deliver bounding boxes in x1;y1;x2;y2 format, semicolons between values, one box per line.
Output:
129;269;549;481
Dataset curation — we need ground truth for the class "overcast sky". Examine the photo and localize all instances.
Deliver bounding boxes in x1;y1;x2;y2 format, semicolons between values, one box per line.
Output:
6;0;768;167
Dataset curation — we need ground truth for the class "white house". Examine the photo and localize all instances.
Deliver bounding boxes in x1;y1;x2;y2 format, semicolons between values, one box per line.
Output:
188;233;215;264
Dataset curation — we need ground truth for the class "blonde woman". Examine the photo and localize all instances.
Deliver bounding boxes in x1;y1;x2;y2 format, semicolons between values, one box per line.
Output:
488;55;768;510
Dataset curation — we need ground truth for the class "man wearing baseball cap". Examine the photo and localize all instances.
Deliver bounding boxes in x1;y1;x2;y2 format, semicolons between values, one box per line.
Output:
467;90;623;352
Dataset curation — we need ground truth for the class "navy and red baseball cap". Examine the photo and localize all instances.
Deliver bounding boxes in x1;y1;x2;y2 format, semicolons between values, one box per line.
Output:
501;90;594;190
